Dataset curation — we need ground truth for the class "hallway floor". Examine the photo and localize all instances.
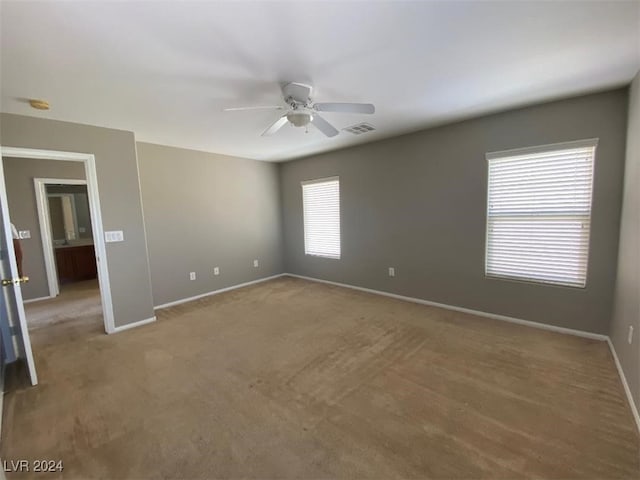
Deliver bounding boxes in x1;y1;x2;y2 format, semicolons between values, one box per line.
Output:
24;279;102;334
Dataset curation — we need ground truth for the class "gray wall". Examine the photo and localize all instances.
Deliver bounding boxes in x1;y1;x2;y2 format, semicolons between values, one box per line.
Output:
4;158;85;300
1;114;155;328
136;142;283;307
611;72;640;413
280;89;628;335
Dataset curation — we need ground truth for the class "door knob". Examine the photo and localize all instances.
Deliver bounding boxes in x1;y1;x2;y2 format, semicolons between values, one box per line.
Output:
1;276;29;286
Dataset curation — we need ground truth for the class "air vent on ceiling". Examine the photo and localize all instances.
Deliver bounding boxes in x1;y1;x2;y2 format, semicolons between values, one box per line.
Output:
343;122;376;135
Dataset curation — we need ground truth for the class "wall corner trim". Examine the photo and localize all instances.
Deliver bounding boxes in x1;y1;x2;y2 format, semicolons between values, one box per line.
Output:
153;273;287;311
607;338;640;434
111;316;156;334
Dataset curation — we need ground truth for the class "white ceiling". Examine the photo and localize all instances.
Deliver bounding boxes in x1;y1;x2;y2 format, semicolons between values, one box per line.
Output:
1;1;639;162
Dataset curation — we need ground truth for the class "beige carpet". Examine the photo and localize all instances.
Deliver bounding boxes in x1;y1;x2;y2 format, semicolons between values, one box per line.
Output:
24;279;103;332
2;277;639;479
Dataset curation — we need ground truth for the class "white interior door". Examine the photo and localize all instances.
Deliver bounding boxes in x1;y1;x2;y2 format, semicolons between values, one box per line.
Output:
0;160;37;386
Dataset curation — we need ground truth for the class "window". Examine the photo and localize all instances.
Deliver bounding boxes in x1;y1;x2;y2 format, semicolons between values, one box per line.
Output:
302;177;340;259
485;140;597;288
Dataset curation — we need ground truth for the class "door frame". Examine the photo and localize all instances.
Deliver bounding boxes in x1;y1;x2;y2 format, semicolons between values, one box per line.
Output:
34;178;88;298
1;147;116;334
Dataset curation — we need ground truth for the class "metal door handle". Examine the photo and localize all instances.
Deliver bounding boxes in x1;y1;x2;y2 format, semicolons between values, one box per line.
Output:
1;276;29;286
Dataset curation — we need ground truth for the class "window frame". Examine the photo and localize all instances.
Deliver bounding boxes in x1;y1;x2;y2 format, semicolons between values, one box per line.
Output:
301;176;341;260
484;139;598;289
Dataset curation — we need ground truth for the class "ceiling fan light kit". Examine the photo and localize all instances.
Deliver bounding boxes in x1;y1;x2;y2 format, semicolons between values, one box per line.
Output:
287;111;312;127
224;82;375;138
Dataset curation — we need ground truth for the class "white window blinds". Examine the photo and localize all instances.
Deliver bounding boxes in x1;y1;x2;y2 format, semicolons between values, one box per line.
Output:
485;140;597;288
302;177;341;259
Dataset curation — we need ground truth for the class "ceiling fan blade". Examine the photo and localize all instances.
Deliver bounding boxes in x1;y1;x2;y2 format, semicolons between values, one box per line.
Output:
261;115;289;136
314;102;375;114
224;106;284;111
311;114;339;137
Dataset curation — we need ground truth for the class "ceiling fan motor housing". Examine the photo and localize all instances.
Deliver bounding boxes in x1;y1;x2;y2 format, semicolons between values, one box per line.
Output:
283;82;313;104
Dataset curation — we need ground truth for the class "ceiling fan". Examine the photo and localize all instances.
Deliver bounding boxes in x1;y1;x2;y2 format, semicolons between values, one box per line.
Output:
224;82;375;138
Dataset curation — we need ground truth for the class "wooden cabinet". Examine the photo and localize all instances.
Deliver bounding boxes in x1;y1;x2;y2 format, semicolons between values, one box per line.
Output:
55;245;97;284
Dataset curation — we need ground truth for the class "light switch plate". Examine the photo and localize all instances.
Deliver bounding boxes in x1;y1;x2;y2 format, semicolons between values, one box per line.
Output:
253;259;259;268
18;230;31;239
104;230;124;243
214;267;220;276
388;267;395;277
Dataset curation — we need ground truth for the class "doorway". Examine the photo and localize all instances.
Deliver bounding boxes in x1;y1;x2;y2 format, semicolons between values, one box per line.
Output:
0;147;115;344
34;179;96;296
22;179;102;331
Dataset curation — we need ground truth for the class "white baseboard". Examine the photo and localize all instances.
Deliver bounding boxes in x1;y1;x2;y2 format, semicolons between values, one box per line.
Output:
284;273;608;341
111;316;156;334
154;274;287;310
23;295;54;304
607;338;640;433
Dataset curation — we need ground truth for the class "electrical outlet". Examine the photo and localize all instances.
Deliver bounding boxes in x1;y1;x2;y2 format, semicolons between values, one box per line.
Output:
189;272;196;281
253;259;259;268
19;230;31;239
629;325;634;345
214;267;220;276
388;267;395;277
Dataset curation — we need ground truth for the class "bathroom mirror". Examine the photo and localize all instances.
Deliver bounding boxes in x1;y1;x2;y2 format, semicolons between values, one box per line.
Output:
47;185;92;244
